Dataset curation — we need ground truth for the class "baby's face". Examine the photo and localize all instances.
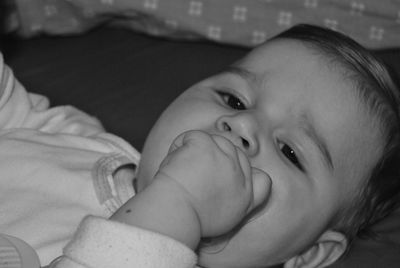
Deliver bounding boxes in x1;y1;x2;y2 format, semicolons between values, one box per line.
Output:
137;39;383;267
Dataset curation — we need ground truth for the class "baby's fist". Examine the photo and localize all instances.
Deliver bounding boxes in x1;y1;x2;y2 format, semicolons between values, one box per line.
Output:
156;130;271;237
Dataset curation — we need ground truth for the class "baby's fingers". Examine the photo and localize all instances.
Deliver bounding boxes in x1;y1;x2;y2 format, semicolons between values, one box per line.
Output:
168;130;208;153
210;135;238;158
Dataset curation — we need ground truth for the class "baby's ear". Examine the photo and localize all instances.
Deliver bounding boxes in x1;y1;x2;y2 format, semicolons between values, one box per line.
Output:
283;230;347;268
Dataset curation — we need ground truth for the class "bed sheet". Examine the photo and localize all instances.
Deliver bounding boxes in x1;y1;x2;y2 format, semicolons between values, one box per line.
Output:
5;0;400;49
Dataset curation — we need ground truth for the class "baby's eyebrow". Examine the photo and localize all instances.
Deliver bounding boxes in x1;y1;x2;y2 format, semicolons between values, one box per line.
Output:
224;65;257;84
300;114;334;171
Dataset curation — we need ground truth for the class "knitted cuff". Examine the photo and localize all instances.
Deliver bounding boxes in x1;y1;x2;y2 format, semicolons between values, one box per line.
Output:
0;234;40;268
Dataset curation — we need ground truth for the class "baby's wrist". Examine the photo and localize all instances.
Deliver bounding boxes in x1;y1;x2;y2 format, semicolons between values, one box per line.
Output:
150;174;202;247
111;175;201;250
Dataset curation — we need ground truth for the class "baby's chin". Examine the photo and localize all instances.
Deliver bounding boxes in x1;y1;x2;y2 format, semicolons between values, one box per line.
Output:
199;244;277;268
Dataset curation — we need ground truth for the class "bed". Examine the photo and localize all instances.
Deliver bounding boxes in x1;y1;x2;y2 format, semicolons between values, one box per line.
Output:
1;0;400;267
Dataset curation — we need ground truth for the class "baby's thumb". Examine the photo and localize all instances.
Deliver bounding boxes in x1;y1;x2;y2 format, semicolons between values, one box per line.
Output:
250;168;272;211
167;132;187;153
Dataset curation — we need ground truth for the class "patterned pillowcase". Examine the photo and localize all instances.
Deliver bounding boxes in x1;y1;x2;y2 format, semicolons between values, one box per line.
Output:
7;0;400;48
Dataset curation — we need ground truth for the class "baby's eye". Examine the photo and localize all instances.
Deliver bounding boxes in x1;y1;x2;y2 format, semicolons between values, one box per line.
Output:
217;91;246;110
279;142;304;171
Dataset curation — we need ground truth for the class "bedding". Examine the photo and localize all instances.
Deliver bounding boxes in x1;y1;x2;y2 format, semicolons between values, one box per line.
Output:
5;0;400;48
1;26;400;267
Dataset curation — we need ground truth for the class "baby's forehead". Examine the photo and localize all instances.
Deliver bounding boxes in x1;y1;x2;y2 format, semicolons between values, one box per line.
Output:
239;38;365;100
247;38;313;57
238;38;333;74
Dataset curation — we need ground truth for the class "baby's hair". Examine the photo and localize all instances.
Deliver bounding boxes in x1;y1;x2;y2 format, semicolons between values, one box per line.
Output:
272;24;400;244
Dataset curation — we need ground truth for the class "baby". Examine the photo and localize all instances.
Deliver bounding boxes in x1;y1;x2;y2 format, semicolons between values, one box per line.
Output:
1;24;400;268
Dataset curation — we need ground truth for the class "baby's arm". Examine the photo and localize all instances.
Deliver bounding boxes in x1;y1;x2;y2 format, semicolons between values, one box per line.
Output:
0;53;104;135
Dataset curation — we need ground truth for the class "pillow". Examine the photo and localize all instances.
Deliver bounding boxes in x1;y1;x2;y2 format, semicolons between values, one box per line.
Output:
7;0;400;48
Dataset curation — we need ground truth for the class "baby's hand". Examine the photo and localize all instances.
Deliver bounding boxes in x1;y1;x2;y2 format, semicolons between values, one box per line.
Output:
156;130;271;238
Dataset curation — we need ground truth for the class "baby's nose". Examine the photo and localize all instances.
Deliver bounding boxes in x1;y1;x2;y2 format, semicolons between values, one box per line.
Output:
221;121;250;148
216;115;258;156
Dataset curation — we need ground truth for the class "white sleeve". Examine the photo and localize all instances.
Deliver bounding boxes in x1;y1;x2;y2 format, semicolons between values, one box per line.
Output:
0;53;104;136
54;216;198;268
